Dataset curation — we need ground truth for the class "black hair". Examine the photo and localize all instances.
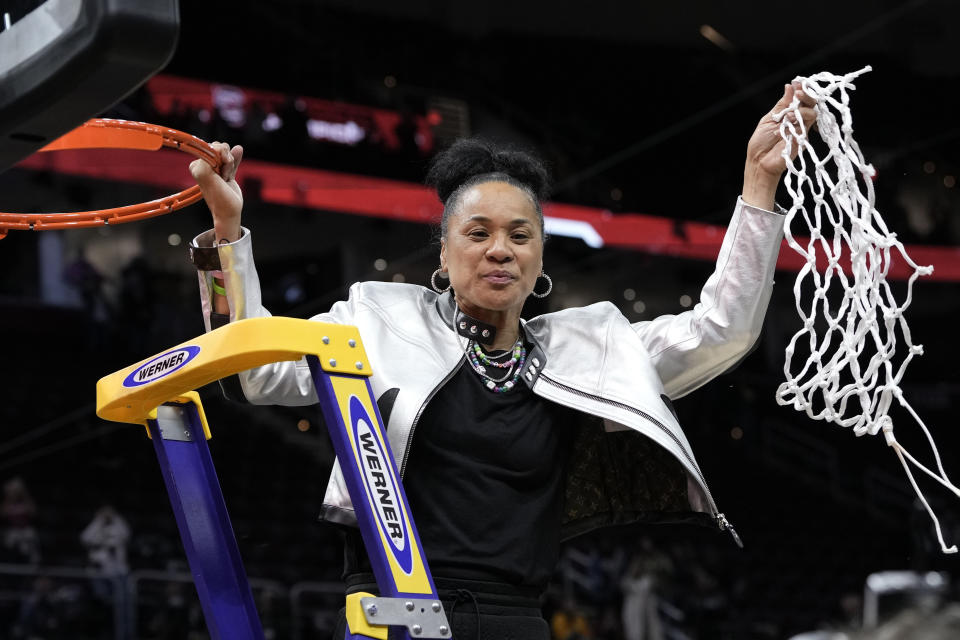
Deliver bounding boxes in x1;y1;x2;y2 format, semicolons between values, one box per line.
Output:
425;138;550;239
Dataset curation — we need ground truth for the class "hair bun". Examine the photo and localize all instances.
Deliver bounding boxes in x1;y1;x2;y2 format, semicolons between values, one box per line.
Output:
426;138;550;203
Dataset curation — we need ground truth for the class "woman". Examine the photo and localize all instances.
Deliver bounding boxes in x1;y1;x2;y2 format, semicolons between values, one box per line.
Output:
187;84;815;638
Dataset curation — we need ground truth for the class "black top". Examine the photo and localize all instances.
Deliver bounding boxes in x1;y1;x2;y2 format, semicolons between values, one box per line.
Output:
344;343;577;591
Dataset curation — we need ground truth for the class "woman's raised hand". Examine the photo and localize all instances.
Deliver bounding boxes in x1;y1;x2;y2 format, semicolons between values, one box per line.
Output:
190;142;244;243
742;82;817;211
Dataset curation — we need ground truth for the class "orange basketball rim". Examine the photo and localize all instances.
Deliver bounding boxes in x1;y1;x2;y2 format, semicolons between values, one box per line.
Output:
0;119;220;239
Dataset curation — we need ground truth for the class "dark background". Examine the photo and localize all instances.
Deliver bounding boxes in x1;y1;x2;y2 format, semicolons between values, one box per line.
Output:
1;0;959;638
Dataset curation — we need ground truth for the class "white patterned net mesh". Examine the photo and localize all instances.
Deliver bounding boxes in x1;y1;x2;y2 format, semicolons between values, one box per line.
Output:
774;66;959;553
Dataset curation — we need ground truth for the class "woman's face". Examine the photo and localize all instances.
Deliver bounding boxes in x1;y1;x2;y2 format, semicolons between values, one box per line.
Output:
441;181;543;316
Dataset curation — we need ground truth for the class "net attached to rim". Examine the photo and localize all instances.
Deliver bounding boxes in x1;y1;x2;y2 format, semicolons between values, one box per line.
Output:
773;66;960;554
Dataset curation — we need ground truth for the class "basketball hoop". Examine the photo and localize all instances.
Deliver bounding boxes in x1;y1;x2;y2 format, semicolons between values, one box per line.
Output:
0;118;220;238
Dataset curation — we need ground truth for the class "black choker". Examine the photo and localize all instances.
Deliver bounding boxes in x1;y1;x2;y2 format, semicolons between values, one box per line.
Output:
453;312;497;343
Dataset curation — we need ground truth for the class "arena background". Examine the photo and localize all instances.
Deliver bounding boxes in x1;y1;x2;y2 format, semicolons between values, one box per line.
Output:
1;0;960;638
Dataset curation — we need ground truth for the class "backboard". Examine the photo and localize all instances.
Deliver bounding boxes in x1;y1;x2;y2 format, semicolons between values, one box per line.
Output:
0;0;180;173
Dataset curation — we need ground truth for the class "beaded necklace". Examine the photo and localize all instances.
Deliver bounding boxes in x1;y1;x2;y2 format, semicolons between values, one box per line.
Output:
466;338;527;393
452;305;526;393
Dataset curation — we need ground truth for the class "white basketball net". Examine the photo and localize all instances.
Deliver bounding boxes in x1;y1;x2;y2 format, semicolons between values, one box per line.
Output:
774;66;960;554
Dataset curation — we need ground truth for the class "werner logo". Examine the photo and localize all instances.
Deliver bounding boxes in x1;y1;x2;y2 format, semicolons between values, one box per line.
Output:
122;347;201;388
349;395;413;574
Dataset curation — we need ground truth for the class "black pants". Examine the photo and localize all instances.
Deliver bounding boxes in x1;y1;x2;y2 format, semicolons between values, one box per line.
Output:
333;576;550;640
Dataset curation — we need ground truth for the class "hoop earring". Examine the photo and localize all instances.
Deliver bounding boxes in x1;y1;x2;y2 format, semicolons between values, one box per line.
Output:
431;268;450;293
531;271;552;298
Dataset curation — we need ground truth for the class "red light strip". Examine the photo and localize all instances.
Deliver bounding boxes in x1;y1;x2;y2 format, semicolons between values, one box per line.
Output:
15;148;960;282
145;75;435;152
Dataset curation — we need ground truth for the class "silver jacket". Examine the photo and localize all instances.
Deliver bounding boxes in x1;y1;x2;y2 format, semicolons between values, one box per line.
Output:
192;197;785;542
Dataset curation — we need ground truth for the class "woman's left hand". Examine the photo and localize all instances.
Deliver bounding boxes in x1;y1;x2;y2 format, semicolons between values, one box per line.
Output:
742;82;817;210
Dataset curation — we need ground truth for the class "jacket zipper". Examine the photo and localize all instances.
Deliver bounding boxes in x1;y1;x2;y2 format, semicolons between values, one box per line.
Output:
539;372;743;547
398;355;466;478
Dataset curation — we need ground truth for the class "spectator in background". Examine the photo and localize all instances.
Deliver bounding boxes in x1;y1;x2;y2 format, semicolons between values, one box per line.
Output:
81;504;132;634
63;249;107;319
117;256;156;355
620;538;673;640
1;477;41;565
80;505;131;578
63;248;111;349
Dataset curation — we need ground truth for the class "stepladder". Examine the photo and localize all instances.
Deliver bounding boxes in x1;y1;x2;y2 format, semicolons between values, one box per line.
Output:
96;316;452;640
